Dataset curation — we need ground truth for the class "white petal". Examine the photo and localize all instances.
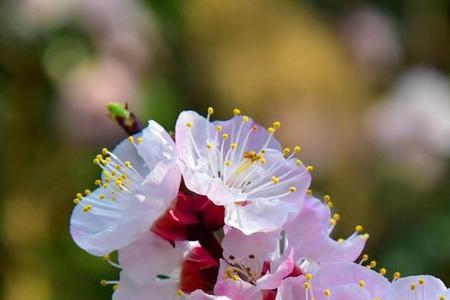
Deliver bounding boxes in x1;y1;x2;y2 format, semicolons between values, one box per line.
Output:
118;231;189;286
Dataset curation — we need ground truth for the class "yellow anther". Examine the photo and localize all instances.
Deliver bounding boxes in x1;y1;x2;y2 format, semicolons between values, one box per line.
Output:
393;272;401;280
128;136;134;143
177;289;185;297
112;285;119;291
306;165;314;172
83;204;93;212
306;273;313;281
362;233;370;239
355;225;364;232
98;194;105;200
337;238;345;243
324;289;331;297
295;159;303;166
105;157;112;164
222;133;229;140
418;278;425;285
359;280;365;287
231;143;237;150
294;145;302;153
324;194;331;202
268;127;275;134
260;158;267;165
96;154;103;160
84;189;91;196
100;280;108;286
93;158;101;165
307;189;313;196
369;260;377;269
329;218;336;226
283;148;291;155
76;193;83;199
95;179;102;186
380;268;387;276
440;296;446;300
327;201;334;208
271;176;280;184
289;186;297;192
362;254;369;262
103;184;109;189
115;179;123;186
125;161;132;168
207;143;213;150
273;121;281;129
225;161;232;167
185;122;192;128
73;198;81;205
233;108;241;116
115;164;121;170
101;148;108;155
208;107;214;115
136;137;143;144
410;283;416;290
242;116;250;123
333;213;341;221
216;125;223;132
304;282;310;289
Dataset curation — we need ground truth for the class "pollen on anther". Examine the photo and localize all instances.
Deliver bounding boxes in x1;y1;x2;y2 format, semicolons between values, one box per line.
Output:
100;280;108;287
294;145;302;153
208;107;214;115
305;273;313;281
128;136;134;143
73;198;81;205
125;161;132;168
271;176;280;184
84;189;91;196
136;137;143;144
101;148;109;155
268;127;275;134
95;179;102;186
359;280;365;287
99;194;105;200
273;121;281;129
289;186;297;192
355;225;364;232
306;165;314;172
231;143;237;150
185;122;192;128
283;148;291;155
216;125;223;132
324;289;331;297
380;268;387;276
233;108;241;116
242;116;249;123
83;204;93;212
225;161;232;167
222;133;229;140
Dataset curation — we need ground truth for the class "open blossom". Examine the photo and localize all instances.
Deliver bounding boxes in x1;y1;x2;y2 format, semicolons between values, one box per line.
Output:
70;121;181;256
387;275;450;300
284;195;368;271
276;262;390;300
69;107;450;300
176;109;311;234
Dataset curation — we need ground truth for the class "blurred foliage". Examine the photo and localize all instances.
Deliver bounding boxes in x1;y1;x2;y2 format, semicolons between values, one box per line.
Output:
0;0;449;299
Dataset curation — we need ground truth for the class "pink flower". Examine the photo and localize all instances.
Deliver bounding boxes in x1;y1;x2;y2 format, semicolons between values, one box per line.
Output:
175;109;311;235
284;195;368;271
387;275;450;300
276;262;390;300
70;121;181;256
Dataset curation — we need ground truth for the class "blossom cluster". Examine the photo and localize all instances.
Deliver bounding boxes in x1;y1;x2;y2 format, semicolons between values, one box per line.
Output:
70;108;449;300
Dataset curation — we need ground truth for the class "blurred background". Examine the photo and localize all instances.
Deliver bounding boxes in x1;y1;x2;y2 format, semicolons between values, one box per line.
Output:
0;0;449;299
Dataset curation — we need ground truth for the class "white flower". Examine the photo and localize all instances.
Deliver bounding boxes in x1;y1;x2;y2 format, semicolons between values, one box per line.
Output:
70;121;181;256
175;109;311;235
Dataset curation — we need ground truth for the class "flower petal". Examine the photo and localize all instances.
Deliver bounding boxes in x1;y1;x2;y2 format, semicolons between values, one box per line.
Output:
388;275;447;300
118;231;189;286
285;196;366;265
